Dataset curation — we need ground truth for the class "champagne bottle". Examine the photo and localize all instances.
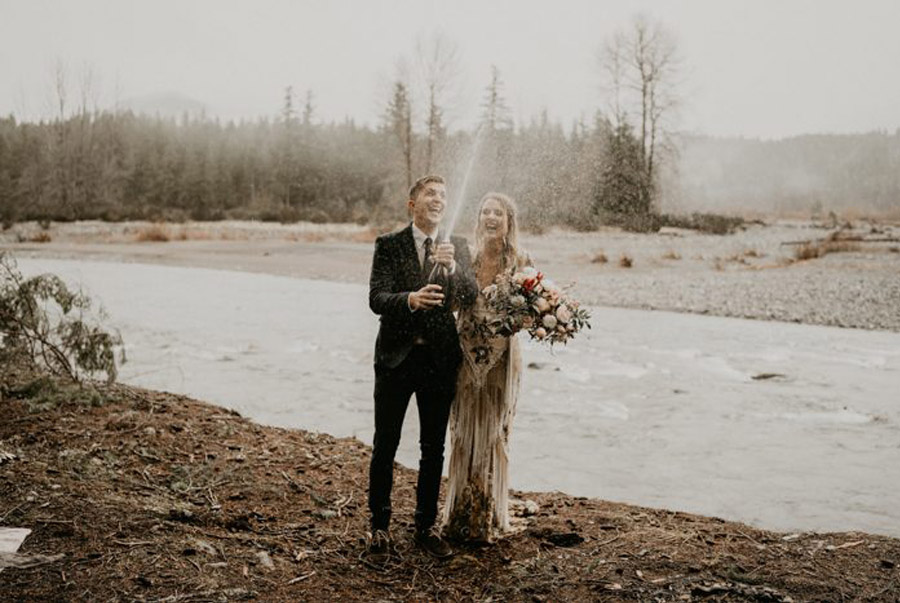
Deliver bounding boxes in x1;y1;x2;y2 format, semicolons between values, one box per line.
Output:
426;238;450;306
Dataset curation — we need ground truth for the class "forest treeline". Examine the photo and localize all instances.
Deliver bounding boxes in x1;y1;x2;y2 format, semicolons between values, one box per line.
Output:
1;110;898;233
0;106;654;232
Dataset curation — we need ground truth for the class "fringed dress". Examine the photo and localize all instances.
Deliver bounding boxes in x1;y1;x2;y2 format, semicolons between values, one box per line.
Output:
442;259;525;542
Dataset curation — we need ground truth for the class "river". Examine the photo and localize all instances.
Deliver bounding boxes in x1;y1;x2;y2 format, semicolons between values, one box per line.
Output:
15;258;900;538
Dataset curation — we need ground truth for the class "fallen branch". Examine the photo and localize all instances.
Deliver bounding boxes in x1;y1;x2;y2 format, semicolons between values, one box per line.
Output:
0;552;65;570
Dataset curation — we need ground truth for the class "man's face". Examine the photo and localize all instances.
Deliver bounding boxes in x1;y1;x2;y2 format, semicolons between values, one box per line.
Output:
408;181;447;232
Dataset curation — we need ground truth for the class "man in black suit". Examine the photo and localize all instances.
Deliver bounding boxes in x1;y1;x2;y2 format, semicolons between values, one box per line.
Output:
367;175;477;562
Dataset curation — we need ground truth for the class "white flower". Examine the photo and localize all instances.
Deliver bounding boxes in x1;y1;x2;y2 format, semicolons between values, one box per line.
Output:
522;266;538;278
542;314;558;329
542;279;558;293
534;327;547;339
556;305;573;324
534;297;551;313
510;295;526;307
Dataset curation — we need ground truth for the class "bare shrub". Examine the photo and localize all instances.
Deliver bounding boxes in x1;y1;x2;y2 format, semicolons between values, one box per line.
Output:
725;254;749;265
825;241;861;254
135;224;171;243
795;240;861;261
795;244;823;261
29;232;52;244
591;252;608;264
619;254;633;268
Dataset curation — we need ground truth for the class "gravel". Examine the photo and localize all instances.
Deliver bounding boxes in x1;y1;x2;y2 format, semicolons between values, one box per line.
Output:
525;220;900;332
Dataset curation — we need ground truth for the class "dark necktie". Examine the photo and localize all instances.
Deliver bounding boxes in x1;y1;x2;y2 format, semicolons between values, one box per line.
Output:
422;236;434;277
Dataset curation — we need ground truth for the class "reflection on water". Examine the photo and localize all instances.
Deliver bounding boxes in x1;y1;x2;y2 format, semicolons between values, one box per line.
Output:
17;258;900;538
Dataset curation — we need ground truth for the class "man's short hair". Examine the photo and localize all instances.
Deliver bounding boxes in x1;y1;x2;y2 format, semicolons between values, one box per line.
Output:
409;175;445;200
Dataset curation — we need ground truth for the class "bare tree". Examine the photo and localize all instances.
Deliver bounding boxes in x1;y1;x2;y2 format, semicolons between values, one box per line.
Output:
414;32;461;173
600;15;681;189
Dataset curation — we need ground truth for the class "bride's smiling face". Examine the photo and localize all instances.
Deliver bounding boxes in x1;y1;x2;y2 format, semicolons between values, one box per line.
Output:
479;198;508;241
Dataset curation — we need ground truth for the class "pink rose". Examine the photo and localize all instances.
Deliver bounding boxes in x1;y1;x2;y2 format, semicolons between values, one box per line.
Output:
556;305;573;324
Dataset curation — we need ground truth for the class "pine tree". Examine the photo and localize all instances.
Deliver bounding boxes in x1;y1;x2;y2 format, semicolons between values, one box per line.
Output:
385;81;413;189
593;119;652;218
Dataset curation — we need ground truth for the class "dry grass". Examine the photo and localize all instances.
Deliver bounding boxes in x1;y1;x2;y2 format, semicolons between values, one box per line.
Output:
134;224;171;243
743;249;764;258
348;228;378;244
662;250;681;260
591;251;608;264
619;254;633;268
28;232;52;243
794;240;862;261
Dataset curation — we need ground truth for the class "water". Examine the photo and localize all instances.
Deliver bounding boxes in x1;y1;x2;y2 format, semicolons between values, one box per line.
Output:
16;258;900;538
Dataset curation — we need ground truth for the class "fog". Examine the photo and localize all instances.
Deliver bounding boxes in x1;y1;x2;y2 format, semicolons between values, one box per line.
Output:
1;0;899;138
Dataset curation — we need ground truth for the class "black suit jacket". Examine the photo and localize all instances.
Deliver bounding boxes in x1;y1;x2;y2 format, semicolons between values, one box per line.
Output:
369;224;477;372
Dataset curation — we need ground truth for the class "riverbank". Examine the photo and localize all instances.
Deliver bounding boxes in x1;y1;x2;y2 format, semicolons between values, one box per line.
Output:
1;368;898;601
2;218;899;331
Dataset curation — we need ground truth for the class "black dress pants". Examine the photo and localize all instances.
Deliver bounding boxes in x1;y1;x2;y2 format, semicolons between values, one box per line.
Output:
368;346;456;532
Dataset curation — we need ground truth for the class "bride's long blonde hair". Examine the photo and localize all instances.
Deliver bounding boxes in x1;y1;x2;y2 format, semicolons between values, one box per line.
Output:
474;192;526;273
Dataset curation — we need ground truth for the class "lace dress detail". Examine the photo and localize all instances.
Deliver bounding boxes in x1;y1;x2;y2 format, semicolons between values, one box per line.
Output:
443;258;527;542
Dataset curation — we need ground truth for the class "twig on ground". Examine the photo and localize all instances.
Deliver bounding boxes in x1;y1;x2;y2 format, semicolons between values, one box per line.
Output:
286;571;316;585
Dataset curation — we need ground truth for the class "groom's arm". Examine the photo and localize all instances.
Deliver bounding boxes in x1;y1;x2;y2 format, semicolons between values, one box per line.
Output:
369;236;412;318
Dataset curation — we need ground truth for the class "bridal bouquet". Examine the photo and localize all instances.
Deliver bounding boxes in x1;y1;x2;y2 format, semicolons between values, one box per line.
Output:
480;266;591;345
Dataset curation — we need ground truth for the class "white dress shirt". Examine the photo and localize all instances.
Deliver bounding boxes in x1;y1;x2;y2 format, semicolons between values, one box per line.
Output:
408;223;456;313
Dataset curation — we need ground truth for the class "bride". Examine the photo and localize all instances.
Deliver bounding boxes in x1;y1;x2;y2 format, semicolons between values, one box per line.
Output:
442;192;530;543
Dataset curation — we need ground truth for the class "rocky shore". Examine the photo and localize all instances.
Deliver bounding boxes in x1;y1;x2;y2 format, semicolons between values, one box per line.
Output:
3;218;899;332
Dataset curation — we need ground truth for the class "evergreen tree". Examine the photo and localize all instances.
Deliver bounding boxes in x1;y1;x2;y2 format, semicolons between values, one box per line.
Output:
593;119;652;218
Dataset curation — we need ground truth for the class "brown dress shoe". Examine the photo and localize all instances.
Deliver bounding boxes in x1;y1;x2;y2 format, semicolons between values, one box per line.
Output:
414;526;453;559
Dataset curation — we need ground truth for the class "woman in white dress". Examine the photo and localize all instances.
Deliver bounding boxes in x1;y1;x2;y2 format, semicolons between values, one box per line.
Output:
443;192;530;543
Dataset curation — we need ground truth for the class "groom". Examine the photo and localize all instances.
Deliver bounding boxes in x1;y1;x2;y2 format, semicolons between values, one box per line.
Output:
367;175;477;562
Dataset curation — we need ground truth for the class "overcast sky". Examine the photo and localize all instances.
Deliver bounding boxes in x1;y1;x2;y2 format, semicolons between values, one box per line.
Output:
1;0;899;139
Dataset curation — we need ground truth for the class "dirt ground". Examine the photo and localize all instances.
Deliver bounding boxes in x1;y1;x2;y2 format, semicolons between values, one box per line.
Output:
1;367;898;602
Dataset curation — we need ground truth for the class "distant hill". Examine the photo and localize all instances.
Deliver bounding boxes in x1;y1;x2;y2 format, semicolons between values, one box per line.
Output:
665;131;900;217
119;91;208;120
